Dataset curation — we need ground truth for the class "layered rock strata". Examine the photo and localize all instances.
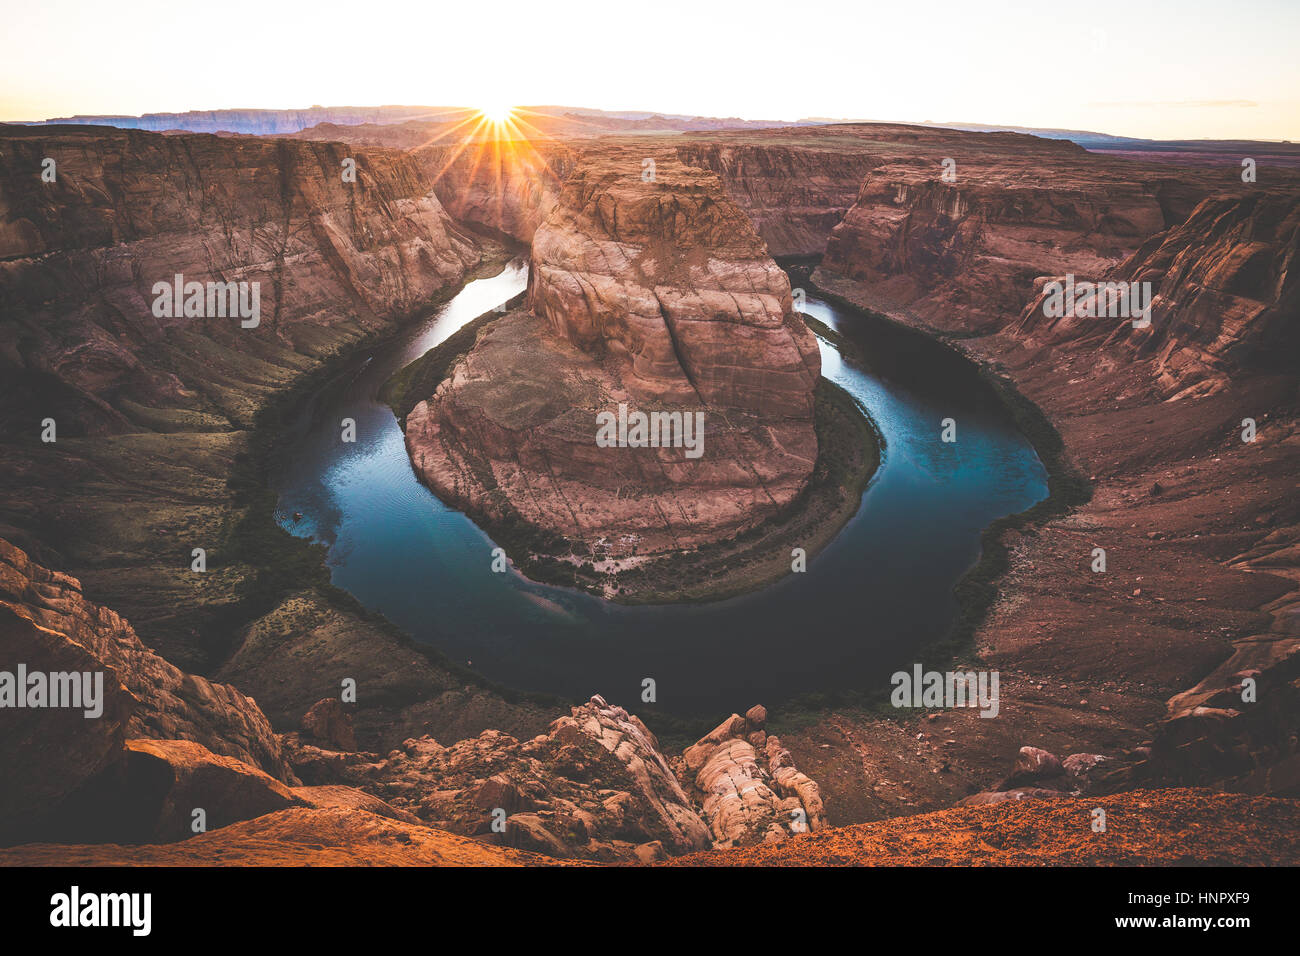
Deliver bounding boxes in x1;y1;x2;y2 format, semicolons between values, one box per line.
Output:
404;158;821;556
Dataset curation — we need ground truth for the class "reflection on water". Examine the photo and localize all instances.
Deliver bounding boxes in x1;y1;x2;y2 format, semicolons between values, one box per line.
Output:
272;263;1047;717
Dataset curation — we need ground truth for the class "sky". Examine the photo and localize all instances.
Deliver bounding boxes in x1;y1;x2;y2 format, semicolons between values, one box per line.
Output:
3;0;1297;141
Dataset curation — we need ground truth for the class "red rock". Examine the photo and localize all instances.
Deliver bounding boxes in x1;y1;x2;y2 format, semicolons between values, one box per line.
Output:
301;698;358;752
404;157;820;556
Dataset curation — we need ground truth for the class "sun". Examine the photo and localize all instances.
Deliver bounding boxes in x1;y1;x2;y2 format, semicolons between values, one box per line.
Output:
477;103;515;126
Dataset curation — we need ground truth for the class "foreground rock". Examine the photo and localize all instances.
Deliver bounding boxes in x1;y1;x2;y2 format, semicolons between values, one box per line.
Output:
671;789;1300;866
679;705;826;846
0;808;558;867
404;157;821;560
0;538;295;842
6;789;1294;867
306;696;714;861
284;695;825;862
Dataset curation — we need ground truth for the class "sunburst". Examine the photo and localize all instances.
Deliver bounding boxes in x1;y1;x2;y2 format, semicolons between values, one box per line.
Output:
477;104;516;127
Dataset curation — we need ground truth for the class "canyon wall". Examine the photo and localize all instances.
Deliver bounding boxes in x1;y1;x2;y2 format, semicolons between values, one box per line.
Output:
817;160;1210;335
811;170;1300;805
0;125;480;436
674;139;880;256
1014;193;1300;398
417;141;578;242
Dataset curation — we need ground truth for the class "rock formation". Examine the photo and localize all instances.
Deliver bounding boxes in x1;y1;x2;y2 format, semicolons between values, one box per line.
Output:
678;705;826;846
403;157;821;556
280;694;824;862
0;539;292;808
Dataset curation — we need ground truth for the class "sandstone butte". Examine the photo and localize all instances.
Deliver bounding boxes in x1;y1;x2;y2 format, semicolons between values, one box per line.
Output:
402;157;822;556
1;120;1299;867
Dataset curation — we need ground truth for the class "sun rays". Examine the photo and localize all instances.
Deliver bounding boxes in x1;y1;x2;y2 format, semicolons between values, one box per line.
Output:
409;106;568;235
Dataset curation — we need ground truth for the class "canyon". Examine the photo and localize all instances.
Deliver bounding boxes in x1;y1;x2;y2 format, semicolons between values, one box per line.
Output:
0;115;1297;865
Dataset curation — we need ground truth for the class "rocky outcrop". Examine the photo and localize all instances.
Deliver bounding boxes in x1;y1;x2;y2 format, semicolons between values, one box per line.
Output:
0;538;292;788
678;705;826;847
404;157;821;557
277;695;826;862
310;696;712;861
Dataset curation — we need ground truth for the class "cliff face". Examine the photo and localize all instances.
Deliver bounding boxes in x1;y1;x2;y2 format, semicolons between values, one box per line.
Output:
818;161;1176;334
674;141;880;256
1013;193;1300;399
0;537;294;842
404;157;821;556
1111;194;1298;396
417;141;577;242
0;126;479;436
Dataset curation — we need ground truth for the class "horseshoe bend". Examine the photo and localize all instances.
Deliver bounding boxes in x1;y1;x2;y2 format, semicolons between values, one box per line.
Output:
2;11;1300;899
384;156;883;601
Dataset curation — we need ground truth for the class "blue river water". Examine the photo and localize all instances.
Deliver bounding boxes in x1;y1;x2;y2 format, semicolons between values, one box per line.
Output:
271;260;1047;716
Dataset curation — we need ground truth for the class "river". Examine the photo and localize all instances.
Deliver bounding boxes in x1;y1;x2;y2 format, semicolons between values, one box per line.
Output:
270;259;1047;716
